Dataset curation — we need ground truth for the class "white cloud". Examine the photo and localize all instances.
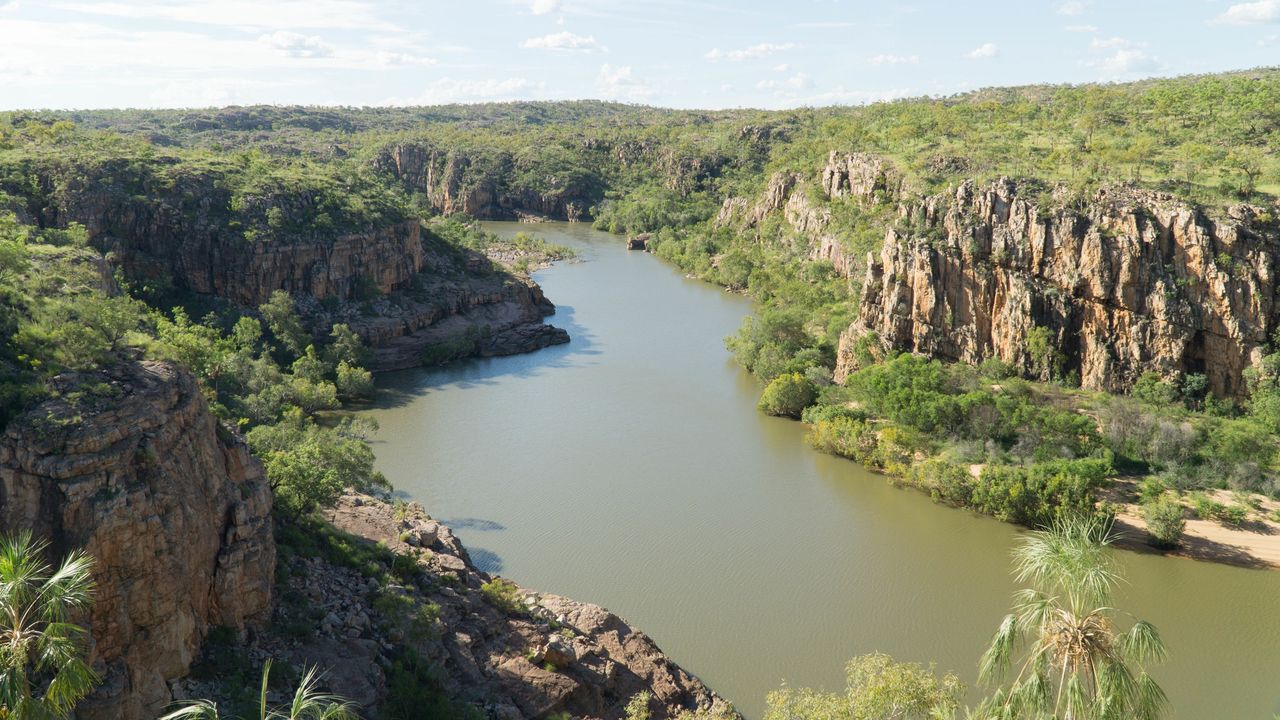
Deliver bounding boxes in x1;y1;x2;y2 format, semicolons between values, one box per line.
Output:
520;31;605;52
375;51;437;67
54;1;399;31
757;71;811;90
386;77;543;105
773;63;791;72
1217;0;1280;24
528;0;559;15
966;42;999;59
1260;32;1280;45
258;31;333;58
1064;24;1098;32
790;21;854;28
1056;1;1090;16
0;2;18;11
868;53;919;65
1080;35;1159;78
1090;36;1136;50
596;64;654;100
1086;48;1161;78
705;42;797;62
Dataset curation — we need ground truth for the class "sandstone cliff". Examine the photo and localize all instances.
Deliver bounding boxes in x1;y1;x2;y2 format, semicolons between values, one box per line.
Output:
296;234;570;371
25;163;570;370
842;175;1278;398
721;151;1280;398
374;143;596;221
0;360;275;720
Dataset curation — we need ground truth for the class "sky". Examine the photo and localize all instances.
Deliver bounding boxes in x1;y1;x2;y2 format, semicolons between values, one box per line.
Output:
0;0;1278;110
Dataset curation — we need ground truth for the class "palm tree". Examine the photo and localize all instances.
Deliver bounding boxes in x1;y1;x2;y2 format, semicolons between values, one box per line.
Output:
159;660;357;720
0;531;98;719
976;518;1167;720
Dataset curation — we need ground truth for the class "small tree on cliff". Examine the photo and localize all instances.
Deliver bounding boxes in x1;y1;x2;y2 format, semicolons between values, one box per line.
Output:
0;531;98;719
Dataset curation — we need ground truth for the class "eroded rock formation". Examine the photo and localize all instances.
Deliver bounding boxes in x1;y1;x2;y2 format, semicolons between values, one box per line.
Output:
0;361;275;720
374;143;595;221
722;151;1279;398
840;176;1278;397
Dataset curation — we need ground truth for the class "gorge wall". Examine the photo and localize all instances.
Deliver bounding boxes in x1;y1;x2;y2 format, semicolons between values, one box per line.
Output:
0;360;275;720
374;142;598;221
19;163;569;369
726;152;1280;398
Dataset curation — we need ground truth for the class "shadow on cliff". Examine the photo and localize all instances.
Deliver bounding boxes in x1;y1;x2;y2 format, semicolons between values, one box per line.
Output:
371;303;600;409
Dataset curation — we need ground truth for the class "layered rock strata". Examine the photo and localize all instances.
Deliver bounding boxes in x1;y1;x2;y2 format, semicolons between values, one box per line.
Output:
0;361;275;720
720;151;1278;397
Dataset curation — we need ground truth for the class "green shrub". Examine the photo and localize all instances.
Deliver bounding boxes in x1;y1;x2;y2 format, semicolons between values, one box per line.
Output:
1138;476;1167;504
913;460;975;506
1218;504;1249;527
758;373;818;418
336;360;375;400
383;649;483;720
1132;372;1179;405
806;415;879;463
1189;492;1224;520
479;578;524;615
764;653;963;720
1142;496;1186;547
969;458;1111;527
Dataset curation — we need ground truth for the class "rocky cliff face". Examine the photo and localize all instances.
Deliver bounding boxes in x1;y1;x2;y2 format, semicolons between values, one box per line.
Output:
296;236;570;371
238;494;737;720
50;182;424;307
839;172;1278;397
713;156;891;281
33;165;423;307
716;151;1274;394
0;360;275;720
724;151;1279;398
34;169;570;369
374;143;594;221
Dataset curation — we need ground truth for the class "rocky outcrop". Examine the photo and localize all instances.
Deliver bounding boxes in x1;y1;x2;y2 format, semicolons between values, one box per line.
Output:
297;238;570;371
0;361;275;720
835;167;1280;397
713;162;872;280
32;163;570;369
33;164;423;307
102;219;425;307
243;495;736;720
374;143;595;221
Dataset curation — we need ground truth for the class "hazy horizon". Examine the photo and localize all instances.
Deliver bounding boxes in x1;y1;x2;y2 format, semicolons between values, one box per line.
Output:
2;0;1279;111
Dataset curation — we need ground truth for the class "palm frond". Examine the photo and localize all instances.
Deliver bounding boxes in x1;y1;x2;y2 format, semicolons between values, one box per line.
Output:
1116;620;1167;665
157;700;223;720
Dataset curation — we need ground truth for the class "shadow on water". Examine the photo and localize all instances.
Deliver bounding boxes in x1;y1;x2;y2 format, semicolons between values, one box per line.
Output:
370;301;600;411
442;517;507;531
465;547;505;574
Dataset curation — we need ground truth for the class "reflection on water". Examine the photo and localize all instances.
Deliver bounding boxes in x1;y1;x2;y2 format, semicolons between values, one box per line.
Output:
369;222;1280;720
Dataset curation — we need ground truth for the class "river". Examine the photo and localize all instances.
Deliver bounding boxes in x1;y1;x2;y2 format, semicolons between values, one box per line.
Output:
369;221;1280;719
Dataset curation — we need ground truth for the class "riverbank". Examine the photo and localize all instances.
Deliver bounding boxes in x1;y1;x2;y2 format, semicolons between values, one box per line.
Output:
183;492;737;719
1108;484;1280;569
370;221;1280;720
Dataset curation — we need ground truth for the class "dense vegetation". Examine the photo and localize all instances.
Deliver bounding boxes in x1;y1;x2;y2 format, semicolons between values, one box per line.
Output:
4;68;1280;718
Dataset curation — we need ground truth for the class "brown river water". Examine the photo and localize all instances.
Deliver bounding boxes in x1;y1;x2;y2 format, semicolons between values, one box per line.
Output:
369;221;1280;719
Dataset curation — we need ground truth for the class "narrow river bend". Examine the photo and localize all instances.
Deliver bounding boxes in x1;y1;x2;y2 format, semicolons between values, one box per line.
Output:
370;222;1280;719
